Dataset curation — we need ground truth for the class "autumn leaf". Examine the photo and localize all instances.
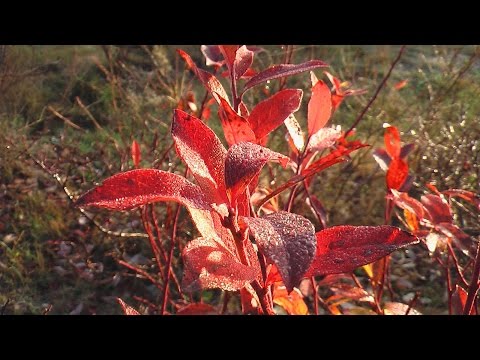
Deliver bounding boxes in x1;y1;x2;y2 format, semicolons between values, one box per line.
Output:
177;303;217;315
308;79;332;136
241;211;317;292
242;60;328;95
131;140;141;168
225;142;289;203
172;109;228;204
273;283;308;315
216;94;256;146
182;237;259;292
248;89;303;142
306;226;418;276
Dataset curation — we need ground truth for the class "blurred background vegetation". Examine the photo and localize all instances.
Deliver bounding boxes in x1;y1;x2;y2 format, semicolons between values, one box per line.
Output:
0;45;478;314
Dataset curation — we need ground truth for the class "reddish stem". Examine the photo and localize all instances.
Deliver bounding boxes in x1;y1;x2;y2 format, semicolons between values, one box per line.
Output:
463;240;480;315
160;204;181;315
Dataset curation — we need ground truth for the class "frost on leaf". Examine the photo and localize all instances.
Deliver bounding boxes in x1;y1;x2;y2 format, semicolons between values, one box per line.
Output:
216;94;256;146
172;109;228;204
225;142;289;202
201;45;224;67
306;225;419;277
307;127;341;152
384;302;421;315
308;80;332;136
241;211;317;292
285;114;305;152
75;169;216;239
182;237;258;292
248;89;303;141
242;60;328;95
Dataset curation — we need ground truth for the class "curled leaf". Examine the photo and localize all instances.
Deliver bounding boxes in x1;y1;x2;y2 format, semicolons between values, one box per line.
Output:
307;127;341;152
284;114;305;152
241;211;317;292
242;60;328;95
225;142;289;202
306;225;419;277
200;45;224;67
182;237;258;292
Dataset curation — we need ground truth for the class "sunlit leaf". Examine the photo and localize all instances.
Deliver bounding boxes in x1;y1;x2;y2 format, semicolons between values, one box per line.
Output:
248;89;303;141
308;80;332;136
216;94;256;146
182;237;259;292
273;284;309;315
241;211;317;292
384;126;401;159
172;109;228;204
306;225;418;276
225;142;289;203
131;140;141;168
242;60;328;95
386;158;409;190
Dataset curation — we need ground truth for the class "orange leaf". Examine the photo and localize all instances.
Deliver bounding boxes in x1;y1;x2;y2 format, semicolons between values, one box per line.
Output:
394;79;408;90
131;140;141;168
308;80;332;136
273;283;308;315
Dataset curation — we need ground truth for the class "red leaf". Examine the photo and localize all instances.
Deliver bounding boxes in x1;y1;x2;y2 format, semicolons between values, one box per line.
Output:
182;237;258;292
242;60;328;95
219;45;238;70
234;46;254;80
177;49;230;105
394;79;409;90
172;109;228;204
443;189;480;210
225;142;289;203
131;140;141;168
386;158;409;190
177;303;217;315
75;169;216;239
384;126;401;159
306;226;418;277
452;285;468;315
240;211;317;292
421;194;452;224
117;298;140;315
308;80;332;136
216;94;256;146
200;45;224;67
248;89;303;141
324;71;343;94
390;189;425;220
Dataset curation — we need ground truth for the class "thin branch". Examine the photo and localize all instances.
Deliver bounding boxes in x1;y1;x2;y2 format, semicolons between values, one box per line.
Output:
345;45;406;138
